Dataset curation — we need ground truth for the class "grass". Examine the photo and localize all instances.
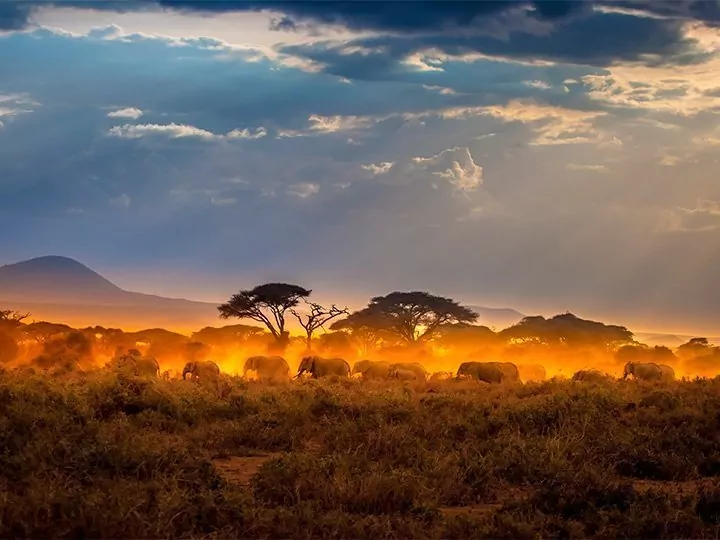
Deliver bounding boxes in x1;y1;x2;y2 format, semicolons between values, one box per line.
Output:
1;370;720;538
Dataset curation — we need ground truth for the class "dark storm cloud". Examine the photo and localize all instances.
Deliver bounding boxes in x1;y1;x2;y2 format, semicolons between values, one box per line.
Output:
279;10;698;84
0;0;710;76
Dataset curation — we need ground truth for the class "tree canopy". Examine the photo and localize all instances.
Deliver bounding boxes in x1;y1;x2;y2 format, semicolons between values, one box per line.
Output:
500;313;633;350
336;291;478;344
218;283;311;346
191;324;268;349
432;322;500;353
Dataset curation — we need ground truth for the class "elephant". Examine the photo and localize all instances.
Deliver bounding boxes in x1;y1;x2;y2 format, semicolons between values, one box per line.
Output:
389;362;428;381
518;363;547;382
113;349;160;377
572;369;613;383
352;359;391;380
296;356;351;379
182;360;221;383
389;367;421;381
456;361;505;383
496;362;521;383
243;355;291;383
429;371;453;381
623;361;675;382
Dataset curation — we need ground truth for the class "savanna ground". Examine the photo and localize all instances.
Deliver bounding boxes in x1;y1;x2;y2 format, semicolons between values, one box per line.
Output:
2;371;720;539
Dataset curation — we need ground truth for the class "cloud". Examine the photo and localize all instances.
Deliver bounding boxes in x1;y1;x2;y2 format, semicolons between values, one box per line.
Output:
362;162;394;175
226;127;267;140
566;163;609;172
278;114;377;138
107;107;143;119
107;122;266;140
579;24;720;116
422;84;456;95
413;147;484;192
662;199;720;232
110;193;132;208
0;93;38;124
286;182;320;198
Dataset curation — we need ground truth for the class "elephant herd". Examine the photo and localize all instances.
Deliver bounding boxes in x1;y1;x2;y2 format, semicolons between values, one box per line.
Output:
110;350;678;386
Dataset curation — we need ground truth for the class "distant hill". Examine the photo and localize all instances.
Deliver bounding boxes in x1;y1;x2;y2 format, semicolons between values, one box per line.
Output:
0;256;219;332
0;256;575;335
467;305;525;330
635;333;720;348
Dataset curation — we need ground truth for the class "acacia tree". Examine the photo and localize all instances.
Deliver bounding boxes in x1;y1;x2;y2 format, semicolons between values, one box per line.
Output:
291;301;348;351
329;309;394;355
341;291;478;344
218;283;311;352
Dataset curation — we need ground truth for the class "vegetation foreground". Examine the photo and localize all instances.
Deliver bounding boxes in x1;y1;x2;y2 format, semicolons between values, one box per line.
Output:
2;372;720;539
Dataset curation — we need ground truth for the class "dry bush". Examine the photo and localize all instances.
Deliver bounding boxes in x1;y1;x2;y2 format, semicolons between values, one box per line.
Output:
1;369;720;538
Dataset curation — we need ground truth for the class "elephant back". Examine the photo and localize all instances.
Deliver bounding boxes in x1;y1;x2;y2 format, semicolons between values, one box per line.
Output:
390;362;427;381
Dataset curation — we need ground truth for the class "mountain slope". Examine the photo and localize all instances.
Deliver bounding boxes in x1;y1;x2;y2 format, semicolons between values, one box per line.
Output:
0;256;219;331
0;256;530;333
467;305;525;329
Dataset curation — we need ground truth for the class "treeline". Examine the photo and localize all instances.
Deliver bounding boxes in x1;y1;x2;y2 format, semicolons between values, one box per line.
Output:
2;282;719;377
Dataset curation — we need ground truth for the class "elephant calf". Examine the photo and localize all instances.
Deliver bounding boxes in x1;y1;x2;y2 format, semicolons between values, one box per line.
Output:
296;356;351;379
572;369;613;383
623;361;675;382
182;360;221;383
112;349;160;378
388;362;428;381
352;359;390;380
429;371;453;381
389;367;421;381
243;355;291;383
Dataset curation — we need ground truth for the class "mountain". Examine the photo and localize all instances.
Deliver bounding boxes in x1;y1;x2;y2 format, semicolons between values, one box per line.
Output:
0;256;531;333
0;256;219;331
635;333;720;348
467;305;525;330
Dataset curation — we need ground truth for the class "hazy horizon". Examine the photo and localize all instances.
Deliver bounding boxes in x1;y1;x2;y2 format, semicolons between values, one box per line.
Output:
1;254;716;338
2;2;719;336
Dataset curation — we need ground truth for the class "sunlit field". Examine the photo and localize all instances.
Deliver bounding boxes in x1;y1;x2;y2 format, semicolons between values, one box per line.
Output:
2;366;720;538
3;302;720;538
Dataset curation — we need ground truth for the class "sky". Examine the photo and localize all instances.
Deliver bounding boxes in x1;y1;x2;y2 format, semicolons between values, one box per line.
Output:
1;0;720;333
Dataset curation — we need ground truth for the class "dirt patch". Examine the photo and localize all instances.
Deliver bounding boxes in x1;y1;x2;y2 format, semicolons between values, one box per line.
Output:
213;454;282;487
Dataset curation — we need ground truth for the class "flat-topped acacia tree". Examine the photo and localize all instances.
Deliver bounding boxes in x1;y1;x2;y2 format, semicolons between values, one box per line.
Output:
218;283;311;353
335;291;479;345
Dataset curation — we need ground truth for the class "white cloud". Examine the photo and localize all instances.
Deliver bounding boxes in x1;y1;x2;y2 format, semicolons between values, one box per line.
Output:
565;163;609;172
110;193;132;208
286;183;320;199
226;127;267;140
0;93;38;124
107;107;143;119
362;162;394;175
107;122;267;141
30;7;379;70
278;114;377;138
413;147;484;192
523;80;552;90
581;23;720;116
422;84;457;95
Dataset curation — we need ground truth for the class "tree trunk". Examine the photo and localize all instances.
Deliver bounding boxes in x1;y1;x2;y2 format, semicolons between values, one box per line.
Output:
267;331;290;355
